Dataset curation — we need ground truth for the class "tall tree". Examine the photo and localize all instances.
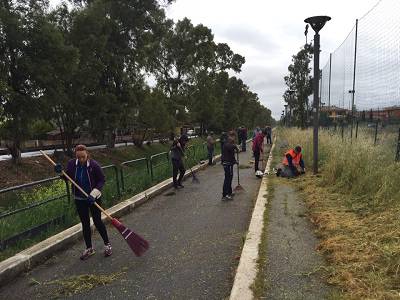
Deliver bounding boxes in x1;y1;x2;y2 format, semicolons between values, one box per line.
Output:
0;0;50;163
283;43;313;128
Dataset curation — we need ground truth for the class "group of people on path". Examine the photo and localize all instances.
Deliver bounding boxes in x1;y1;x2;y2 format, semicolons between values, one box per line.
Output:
53;126;304;261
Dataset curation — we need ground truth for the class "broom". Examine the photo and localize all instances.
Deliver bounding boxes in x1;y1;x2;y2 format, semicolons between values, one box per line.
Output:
40;150;149;257
234;149;244;191
188;164;200;184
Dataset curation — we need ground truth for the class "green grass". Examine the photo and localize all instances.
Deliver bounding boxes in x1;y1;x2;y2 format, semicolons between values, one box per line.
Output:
251;177;274;299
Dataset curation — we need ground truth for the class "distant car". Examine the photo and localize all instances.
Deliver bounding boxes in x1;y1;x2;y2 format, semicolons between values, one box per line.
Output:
187;129;195;136
367;123;375;128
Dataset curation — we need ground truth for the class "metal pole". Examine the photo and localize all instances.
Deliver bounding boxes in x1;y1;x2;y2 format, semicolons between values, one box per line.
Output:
328;53;332;107
374;120;378;145
313;32;320;174
350;19;358;140
395;127;400;162
355;120;359;139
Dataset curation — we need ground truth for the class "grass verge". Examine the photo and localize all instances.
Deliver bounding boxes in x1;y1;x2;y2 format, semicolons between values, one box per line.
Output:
278;126;400;299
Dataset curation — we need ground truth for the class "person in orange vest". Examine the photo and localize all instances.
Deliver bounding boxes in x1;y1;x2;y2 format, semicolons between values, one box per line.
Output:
276;145;305;177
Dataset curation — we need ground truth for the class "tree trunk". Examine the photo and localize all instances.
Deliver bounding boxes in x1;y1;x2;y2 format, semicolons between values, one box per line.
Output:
6;140;22;165
105;130;116;148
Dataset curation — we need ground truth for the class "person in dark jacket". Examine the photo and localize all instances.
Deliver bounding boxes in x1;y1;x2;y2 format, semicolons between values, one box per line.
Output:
220;131;228;155
170;134;189;189
56;144;111;260
221;136;238;201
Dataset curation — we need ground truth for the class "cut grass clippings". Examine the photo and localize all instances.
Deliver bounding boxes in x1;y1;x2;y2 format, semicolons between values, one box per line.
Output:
46;271;126;297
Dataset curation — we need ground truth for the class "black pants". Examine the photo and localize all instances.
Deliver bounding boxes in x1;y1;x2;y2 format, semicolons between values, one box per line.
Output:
253;150;261;172
266;134;272;144
223;164;234;197
172;158;185;187
207;147;214;165
241;139;246;151
75;199;109;249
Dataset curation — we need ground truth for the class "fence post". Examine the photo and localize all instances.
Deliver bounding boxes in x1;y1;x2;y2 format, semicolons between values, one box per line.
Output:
113;166;121;198
395;128;400;162
64;180;71;204
150;156;154;181
145;158;150;174
355;120;359;139
374;120;379;145
120;168;125;192
341;123;344;141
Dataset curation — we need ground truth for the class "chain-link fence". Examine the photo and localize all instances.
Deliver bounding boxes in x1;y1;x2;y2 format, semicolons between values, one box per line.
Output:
319;0;400;159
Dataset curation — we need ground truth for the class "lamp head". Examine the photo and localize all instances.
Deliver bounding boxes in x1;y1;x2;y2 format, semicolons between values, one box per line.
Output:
304;16;331;33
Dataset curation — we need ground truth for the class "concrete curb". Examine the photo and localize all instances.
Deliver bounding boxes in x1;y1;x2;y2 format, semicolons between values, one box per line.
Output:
229;140;276;300
0;153;221;287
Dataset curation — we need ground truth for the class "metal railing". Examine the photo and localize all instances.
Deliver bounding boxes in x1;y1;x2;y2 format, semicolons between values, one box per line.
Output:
0;138;219;252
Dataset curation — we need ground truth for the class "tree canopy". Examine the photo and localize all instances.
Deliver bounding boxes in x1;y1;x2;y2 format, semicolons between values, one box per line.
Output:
0;0;274;163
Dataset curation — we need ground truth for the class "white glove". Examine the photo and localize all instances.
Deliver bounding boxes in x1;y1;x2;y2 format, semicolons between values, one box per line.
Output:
90;188;102;199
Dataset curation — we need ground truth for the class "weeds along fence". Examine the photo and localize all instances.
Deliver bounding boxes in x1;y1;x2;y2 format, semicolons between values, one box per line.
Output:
0;141;218;257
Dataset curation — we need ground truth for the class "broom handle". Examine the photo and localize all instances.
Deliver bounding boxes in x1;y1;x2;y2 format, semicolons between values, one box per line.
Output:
237;150;240;185
39;150;113;220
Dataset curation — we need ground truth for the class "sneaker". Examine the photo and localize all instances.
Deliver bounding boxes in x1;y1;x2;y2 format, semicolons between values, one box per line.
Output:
178;184;184;188
80;248;95;260
224;195;233;201
229;192;235;196
104;243;112;257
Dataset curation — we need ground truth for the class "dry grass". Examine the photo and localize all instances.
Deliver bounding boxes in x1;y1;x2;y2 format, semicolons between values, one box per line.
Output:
278;127;400;299
46;271;126;297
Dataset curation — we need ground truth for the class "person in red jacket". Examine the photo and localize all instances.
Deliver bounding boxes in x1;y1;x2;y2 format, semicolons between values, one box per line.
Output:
252;129;266;174
276;145;305;177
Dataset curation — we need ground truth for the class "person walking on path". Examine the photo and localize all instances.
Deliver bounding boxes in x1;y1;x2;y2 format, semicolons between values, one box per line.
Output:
206;131;216;165
276;145;305;178
170;134;189;189
56;144;112;260
252;129;266;174
265;126;272;145
240;126;247;152
221;136;238;201
220;131;228;156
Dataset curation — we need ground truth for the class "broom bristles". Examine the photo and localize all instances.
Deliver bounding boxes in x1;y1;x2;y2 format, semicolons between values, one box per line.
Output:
111;218;149;257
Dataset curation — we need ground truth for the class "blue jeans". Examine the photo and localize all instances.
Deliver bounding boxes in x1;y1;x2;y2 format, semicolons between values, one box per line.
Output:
223;164;234;197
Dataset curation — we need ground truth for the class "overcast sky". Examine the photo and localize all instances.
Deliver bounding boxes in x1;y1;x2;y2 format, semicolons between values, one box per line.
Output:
50;0;380;119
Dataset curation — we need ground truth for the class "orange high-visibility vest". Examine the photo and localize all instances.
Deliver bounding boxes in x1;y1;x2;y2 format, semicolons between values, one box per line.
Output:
282;149;302;166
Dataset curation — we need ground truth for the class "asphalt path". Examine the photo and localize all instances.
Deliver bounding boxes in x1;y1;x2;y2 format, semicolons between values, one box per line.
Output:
0;145;262;299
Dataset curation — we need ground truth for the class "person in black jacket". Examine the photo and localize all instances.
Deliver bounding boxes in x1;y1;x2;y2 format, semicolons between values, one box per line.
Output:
170;134;189;189
221;136;238;200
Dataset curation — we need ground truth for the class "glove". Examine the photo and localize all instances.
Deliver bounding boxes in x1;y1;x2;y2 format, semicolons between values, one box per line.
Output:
90;188;102;199
87;195;96;205
54;163;62;174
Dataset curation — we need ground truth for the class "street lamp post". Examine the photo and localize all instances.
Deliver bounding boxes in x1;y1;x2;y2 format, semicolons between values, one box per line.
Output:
304;16;331;175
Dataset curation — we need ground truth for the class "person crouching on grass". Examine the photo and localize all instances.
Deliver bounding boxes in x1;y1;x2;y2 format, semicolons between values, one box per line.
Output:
221;136;238;201
276;145;305;178
55;144;112;260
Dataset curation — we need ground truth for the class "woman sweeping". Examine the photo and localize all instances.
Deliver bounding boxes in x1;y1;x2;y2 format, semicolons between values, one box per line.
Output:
55;144;112;260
